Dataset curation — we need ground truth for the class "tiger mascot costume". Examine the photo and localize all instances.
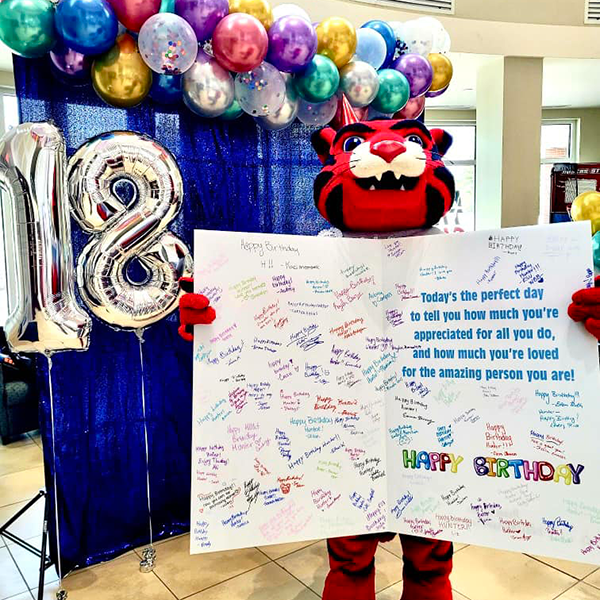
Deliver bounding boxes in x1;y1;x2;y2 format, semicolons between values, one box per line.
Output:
178;97;600;600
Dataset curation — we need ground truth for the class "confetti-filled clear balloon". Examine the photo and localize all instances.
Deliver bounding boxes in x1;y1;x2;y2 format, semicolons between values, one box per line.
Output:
402;18;433;56
272;3;310;22
183;49;234;117
417;17;448;54
138;13;198;75
255;72;298;130
297;96;337;126
235;62;286;116
355;28;387;70
339;61;379;108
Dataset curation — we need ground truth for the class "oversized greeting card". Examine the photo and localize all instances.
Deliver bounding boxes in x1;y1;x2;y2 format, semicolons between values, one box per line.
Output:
191;223;600;563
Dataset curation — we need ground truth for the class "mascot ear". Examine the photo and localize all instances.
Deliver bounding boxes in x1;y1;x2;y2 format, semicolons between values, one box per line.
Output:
430;128;453;158
311;127;336;164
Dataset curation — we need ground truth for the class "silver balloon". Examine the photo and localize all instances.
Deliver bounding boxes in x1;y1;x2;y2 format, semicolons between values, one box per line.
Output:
0;123;91;354
68;131;193;330
183;50;235;118
339;61;380;108
255;73;299;131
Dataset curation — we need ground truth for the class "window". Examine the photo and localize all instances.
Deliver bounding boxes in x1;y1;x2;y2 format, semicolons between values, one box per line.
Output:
539;120;579;224
425;121;476;232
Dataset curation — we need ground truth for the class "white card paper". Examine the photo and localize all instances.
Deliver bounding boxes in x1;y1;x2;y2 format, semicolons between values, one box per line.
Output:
191;223;600;564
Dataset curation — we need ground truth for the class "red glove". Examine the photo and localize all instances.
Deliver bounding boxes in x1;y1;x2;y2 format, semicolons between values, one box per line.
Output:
568;276;600;341
178;277;216;342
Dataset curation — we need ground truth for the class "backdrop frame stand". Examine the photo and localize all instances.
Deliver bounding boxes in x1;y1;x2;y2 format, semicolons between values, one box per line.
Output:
0;489;54;600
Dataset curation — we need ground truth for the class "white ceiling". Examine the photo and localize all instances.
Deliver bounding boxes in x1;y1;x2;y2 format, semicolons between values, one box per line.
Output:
428;53;600;110
2;42;600;109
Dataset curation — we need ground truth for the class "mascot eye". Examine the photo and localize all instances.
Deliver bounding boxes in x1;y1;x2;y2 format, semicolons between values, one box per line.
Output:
343;136;364;152
407;134;424;147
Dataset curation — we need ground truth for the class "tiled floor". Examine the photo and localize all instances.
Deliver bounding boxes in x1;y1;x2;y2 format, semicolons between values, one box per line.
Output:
1;433;600;600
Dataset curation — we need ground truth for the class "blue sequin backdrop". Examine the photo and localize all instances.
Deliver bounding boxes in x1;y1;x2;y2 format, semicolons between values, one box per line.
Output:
14;55;326;571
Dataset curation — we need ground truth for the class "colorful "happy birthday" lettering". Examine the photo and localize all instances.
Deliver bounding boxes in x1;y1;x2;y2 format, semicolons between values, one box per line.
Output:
402;450;464;473
473;457;584;485
401;451;584;485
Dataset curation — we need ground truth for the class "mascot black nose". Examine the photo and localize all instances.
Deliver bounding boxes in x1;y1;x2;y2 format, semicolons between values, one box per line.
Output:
370;140;407;163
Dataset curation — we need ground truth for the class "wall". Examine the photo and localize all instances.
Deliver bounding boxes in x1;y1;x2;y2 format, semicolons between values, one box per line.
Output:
428;108;600;164
543;108;600;162
295;0;600;58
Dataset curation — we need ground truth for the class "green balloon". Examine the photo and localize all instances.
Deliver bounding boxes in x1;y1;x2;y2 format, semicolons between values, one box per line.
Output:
294;55;340;103
593;231;600;269
220;99;244;121
159;0;176;13
371;69;410;115
0;0;56;58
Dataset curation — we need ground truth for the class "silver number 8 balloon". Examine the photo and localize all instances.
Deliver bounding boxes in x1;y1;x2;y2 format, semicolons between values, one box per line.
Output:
68;131;193;331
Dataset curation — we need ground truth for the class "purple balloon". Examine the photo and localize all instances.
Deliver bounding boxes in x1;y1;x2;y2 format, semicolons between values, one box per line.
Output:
175;0;228;42
267;16;317;73
393;53;433;98
425;85;448;98
50;41;92;83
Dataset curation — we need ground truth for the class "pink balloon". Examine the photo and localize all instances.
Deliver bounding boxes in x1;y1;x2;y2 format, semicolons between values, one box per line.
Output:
108;0;161;32
212;13;268;73
394;95;425;119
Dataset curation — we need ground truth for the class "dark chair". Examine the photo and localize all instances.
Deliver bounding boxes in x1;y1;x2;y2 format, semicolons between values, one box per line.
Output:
0;329;39;445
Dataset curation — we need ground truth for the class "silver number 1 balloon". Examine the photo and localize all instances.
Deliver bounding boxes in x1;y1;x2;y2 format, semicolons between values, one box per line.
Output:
68;131;193;331
0;123;92;354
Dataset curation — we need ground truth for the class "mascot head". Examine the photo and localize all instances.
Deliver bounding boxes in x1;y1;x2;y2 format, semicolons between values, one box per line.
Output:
311;97;455;232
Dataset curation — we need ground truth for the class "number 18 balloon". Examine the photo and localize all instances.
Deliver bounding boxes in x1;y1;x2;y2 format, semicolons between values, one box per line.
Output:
0;123;91;354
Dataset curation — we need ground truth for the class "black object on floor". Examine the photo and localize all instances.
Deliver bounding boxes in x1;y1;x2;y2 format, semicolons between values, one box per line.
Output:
0;490;54;600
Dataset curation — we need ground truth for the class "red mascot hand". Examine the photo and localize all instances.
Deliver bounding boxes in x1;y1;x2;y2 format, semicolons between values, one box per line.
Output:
568;276;600;341
178;277;216;342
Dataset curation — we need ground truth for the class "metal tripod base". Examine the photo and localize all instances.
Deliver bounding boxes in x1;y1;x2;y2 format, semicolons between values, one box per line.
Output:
0;490;55;600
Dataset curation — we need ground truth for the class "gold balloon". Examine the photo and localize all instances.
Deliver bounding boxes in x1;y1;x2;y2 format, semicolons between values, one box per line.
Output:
92;34;152;108
428;53;453;92
571;191;600;236
229;0;273;29
316;17;357;68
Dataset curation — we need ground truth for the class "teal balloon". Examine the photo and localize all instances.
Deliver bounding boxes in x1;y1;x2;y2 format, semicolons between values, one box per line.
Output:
160;0;175;12
0;0;56;58
371;68;410;114
220;99;244;120
294;55;340;103
593;231;600;269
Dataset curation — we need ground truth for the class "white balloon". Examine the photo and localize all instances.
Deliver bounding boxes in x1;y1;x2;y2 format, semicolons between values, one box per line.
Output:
272;3;311;22
402;19;433;57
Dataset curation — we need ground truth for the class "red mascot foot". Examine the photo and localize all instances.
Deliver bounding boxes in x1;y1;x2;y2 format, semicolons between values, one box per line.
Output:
568;276;600;340
178;277;216;342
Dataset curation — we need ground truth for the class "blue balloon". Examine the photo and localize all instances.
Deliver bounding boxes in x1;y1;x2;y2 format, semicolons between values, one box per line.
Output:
150;74;183;104
355;28;387;70
361;20;397;68
55;0;118;55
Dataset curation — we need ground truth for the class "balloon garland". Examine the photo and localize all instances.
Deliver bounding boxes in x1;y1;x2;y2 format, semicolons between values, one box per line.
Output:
0;0;453;128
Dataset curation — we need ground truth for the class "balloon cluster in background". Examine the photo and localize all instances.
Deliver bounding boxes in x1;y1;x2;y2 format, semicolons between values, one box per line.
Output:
0;0;453;129
570;191;600;269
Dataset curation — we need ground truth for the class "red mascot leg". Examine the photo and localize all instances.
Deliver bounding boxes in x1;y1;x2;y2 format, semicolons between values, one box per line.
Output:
323;535;381;600
399;535;453;600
